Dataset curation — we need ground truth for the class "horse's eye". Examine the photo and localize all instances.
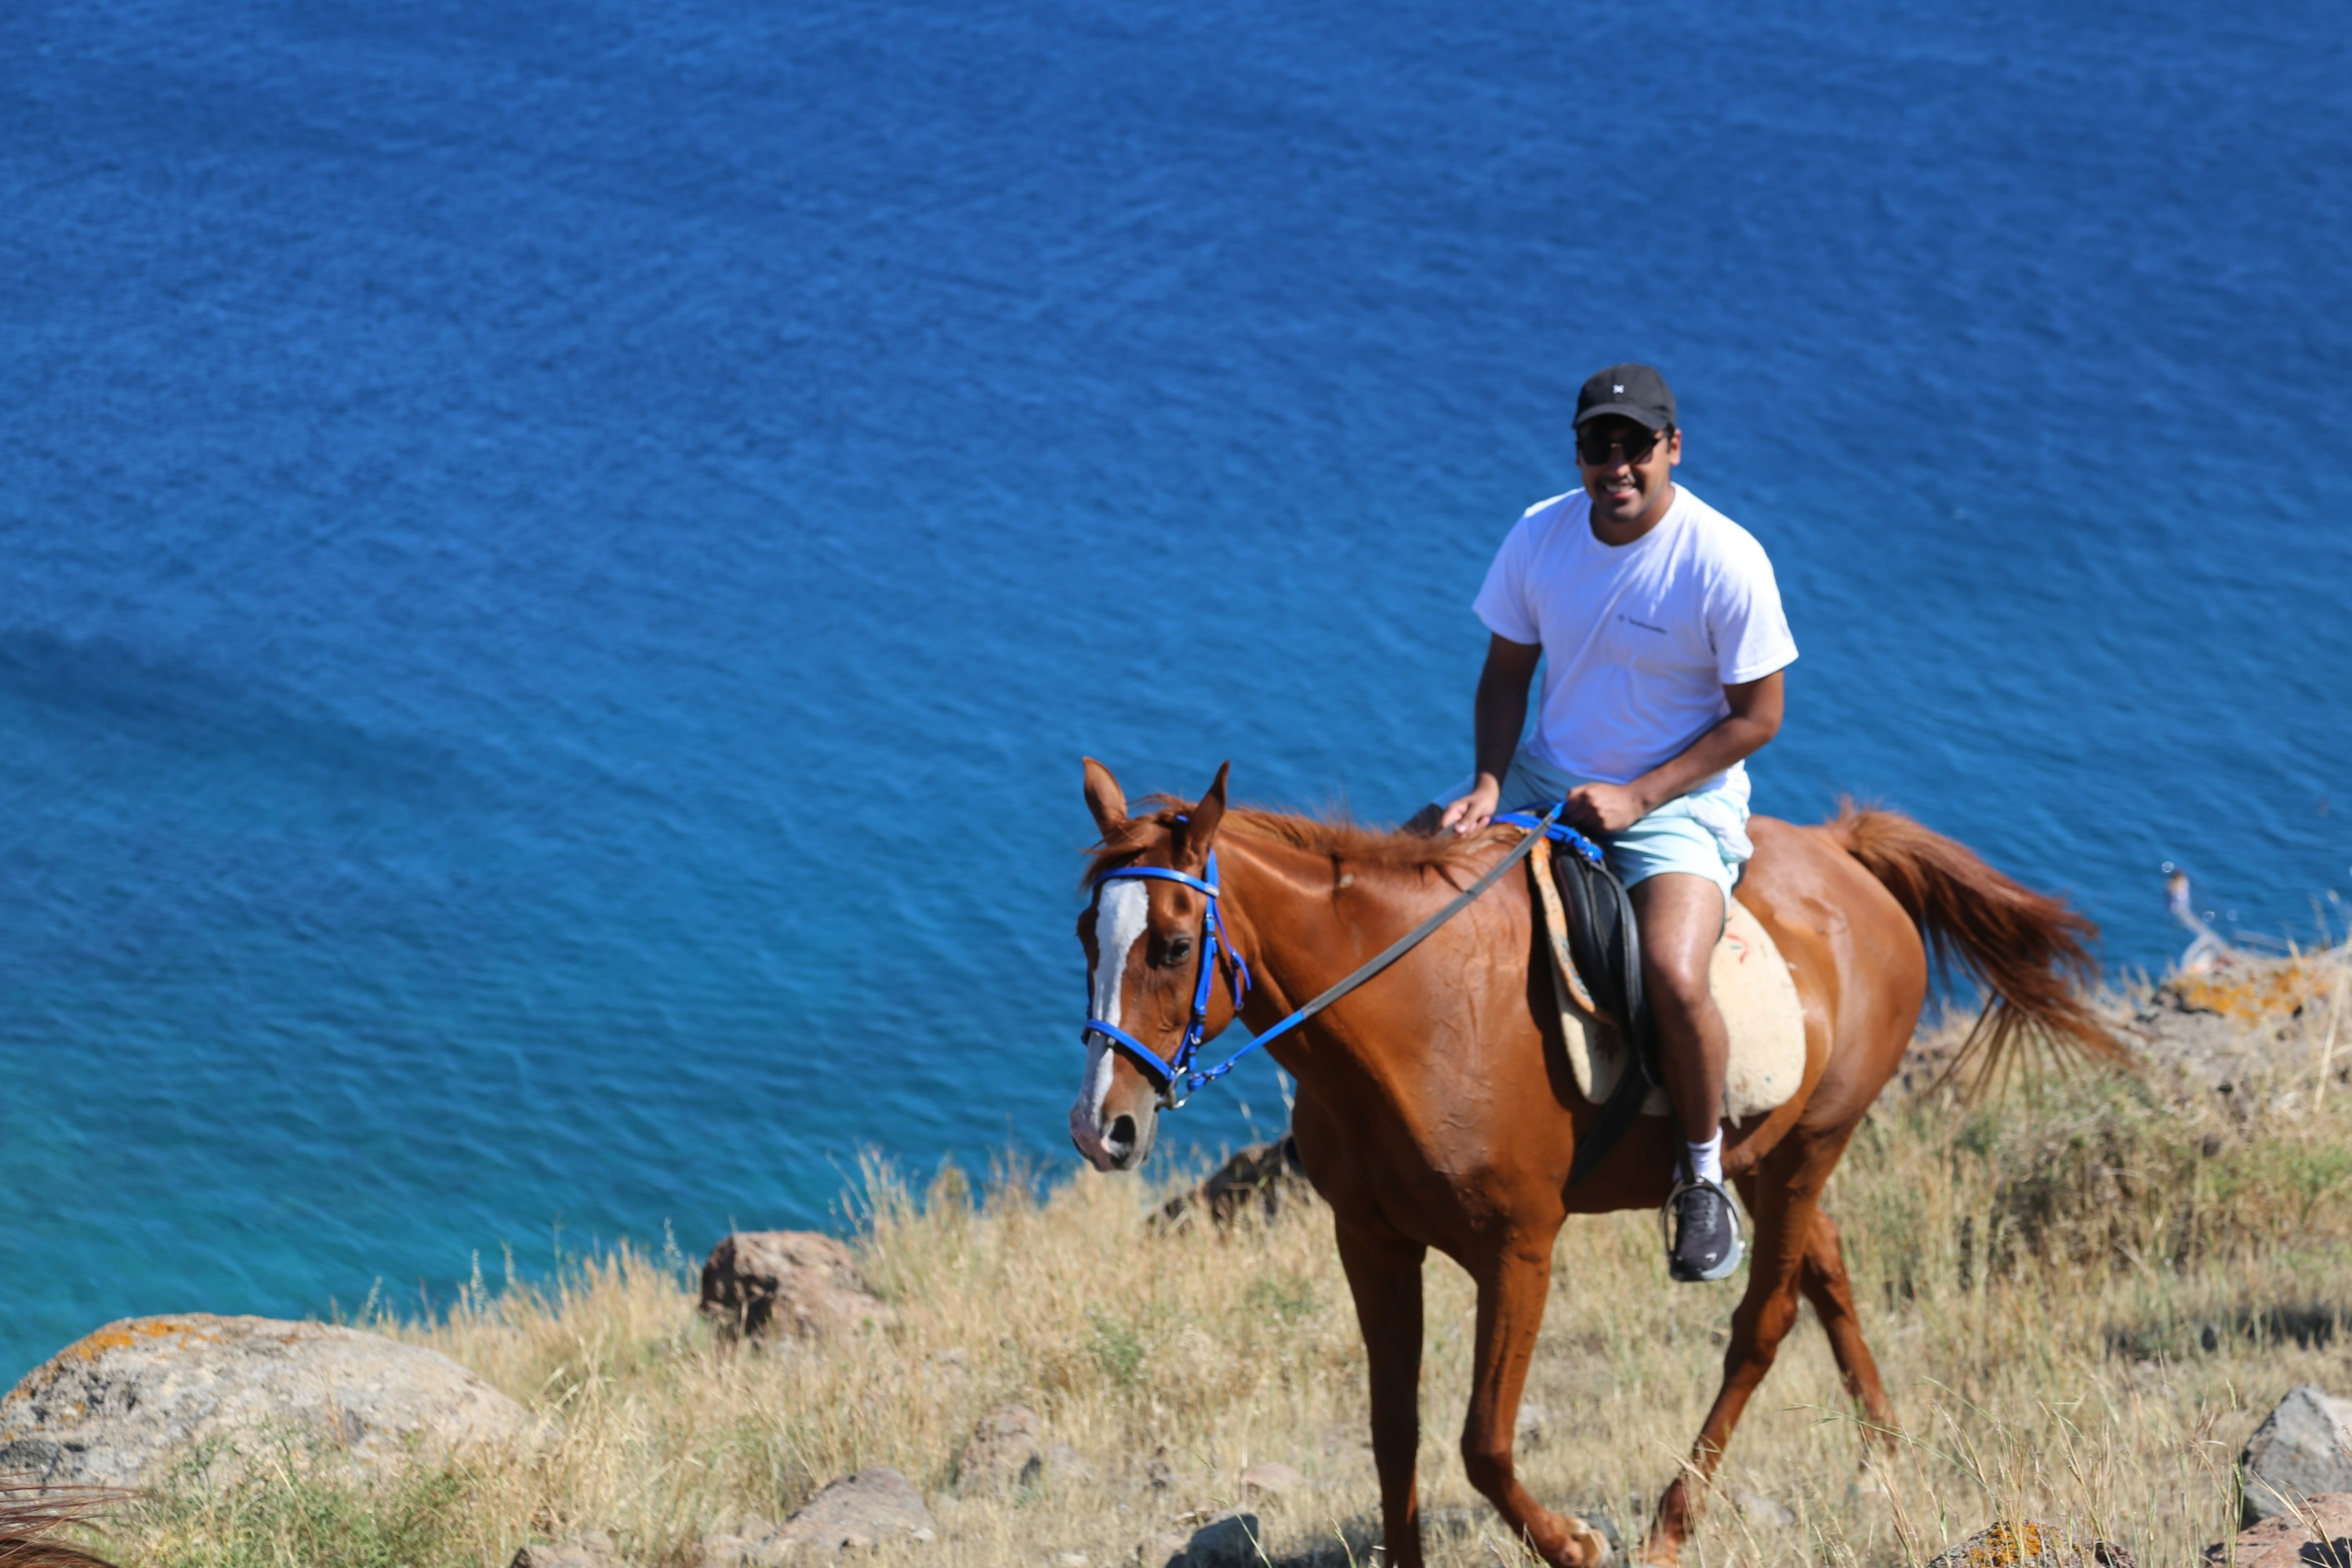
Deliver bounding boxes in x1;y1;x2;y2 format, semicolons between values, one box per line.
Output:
1156;934;1194;967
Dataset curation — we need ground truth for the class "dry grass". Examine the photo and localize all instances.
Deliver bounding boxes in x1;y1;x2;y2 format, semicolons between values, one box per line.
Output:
97;955;2352;1568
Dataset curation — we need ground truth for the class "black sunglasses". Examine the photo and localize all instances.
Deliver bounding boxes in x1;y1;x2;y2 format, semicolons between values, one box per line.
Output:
1576;425;1670;466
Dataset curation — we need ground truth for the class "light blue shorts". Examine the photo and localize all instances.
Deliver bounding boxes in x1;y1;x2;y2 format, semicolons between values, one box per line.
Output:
1437;751;1751;907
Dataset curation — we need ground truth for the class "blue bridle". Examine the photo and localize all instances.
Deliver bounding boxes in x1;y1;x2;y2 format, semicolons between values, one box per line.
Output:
1081;804;1602;1109
1081;851;1252;1109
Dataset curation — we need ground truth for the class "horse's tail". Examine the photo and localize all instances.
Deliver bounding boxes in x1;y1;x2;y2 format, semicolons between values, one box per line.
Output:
1828;800;2129;1087
0;1485;124;1568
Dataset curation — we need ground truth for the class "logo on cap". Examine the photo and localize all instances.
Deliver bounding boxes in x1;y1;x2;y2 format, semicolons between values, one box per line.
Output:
1613;384;1624;394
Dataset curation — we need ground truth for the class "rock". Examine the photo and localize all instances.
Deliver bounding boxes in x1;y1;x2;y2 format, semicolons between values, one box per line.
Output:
1145;1512;1261;1568
1046;1443;1094;1480
1238;1461;1305;1497
956;1405;1044;1494
1055;1555;1091;1568
2243;1386;2352;1524
1156;1137;1315;1229
511;1531;618;1568
775;1468;935;1555
1734;1493;1795;1529
2204;1493;2352;1568
1924;1521;2139;1568
0;1313;529;1489
692;1534;754;1568
699;1232;892;1341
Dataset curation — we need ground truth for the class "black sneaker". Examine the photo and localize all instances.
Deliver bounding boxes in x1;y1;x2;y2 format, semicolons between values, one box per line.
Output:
1664;1177;1744;1283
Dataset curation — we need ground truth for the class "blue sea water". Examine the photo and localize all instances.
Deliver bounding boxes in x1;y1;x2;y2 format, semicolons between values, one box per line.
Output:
3;0;2348;1379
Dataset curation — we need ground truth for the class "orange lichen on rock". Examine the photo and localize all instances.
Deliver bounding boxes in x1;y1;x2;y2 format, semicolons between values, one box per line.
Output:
2169;956;2339;1023
67;1320;218;1360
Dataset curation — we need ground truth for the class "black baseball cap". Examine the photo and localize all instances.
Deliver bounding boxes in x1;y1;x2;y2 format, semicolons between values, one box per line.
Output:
1573;363;1677;431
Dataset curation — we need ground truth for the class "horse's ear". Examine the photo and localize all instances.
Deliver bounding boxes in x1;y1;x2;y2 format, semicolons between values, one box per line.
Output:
1175;760;1229;873
1082;757;1128;840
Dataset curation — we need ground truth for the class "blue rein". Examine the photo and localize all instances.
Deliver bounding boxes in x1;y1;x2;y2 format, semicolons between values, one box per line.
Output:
1082;804;1598;1109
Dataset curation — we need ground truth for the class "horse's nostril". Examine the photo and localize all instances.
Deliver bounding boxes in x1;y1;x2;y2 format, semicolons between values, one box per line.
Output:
1107;1113;1137;1152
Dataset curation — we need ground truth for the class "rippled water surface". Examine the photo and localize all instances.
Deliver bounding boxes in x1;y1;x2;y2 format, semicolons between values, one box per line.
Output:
3;0;2347;1377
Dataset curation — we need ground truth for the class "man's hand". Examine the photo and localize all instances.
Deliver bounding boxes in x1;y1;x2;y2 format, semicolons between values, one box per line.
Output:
1563;780;1649;835
1437;774;1504;837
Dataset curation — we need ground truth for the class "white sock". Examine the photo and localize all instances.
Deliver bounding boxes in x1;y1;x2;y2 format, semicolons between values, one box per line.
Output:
1686;1131;1724;1186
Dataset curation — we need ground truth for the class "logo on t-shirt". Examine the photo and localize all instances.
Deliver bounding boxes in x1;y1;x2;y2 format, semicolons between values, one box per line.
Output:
1617;612;1668;634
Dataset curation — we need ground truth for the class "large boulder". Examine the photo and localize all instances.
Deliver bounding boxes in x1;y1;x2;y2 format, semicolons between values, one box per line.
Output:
1155;1137;1315;1230
699;1232;891;1341
2243;1385;2352;1524
2205;1493;2352;1568
0;1314;528;1488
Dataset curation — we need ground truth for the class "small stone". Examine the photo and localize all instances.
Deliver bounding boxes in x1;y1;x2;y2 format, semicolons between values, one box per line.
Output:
1046;1443;1095;1480
699;1232;892;1341
1514;1402;1548;1450
1734;1493;1795;1529
2204;1492;2352;1568
774;1468;935;1555
1923;1520;2138;1568
2241;1385;2352;1525
1155;1512;1261;1568
1055;1555;1091;1568
699;1536;795;1568
1238;1461;1305;1497
957;1405;1045;1495
510;1532;618;1568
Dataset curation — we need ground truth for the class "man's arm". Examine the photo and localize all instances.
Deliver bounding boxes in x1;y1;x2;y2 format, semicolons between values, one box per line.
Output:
1562;669;1786;836
1433;633;1543;836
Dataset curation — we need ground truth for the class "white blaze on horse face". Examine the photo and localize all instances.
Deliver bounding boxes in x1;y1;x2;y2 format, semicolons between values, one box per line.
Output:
1074;879;1150;1142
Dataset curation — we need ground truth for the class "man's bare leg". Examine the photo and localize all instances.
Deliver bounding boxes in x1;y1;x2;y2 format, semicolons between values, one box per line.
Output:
1632;872;1740;1279
1632;871;1729;1142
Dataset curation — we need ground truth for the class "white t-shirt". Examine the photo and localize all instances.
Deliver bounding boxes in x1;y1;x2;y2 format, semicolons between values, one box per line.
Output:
1472;484;1796;806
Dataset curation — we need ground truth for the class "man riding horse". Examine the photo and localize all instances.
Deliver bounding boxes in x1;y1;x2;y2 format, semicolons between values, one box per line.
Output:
1410;362;1794;1283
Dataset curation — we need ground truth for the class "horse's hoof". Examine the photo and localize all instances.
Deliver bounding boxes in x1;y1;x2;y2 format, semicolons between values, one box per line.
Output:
1562;1515;1613;1567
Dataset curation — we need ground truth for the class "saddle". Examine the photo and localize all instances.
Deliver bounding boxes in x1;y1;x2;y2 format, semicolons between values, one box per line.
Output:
1526;829;1661;1183
1520;826;1812;1183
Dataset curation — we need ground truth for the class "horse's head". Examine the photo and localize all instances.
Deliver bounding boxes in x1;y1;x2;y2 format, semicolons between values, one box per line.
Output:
1069;757;1238;1172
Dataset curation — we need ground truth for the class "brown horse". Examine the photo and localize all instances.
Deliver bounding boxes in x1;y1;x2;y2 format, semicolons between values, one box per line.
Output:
1068;759;2121;1567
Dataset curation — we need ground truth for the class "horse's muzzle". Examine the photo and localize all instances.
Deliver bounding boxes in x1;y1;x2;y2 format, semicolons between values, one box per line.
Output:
1069;1100;1156;1172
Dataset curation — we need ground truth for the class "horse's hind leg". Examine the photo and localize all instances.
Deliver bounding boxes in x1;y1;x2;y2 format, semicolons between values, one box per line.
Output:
1334;1217;1430;1568
1798;1207;1899;1441
1461;1235;1610;1568
1642;1157;1828;1566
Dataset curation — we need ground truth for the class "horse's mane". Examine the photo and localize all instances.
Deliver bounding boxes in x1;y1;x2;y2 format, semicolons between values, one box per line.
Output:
1083;797;1496;886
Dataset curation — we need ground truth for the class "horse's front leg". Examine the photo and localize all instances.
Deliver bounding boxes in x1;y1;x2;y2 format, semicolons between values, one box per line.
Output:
1334;1216;1428;1568
1462;1232;1610;1568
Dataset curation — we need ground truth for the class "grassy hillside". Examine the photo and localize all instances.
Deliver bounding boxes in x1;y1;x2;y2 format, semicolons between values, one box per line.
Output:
100;953;2352;1568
